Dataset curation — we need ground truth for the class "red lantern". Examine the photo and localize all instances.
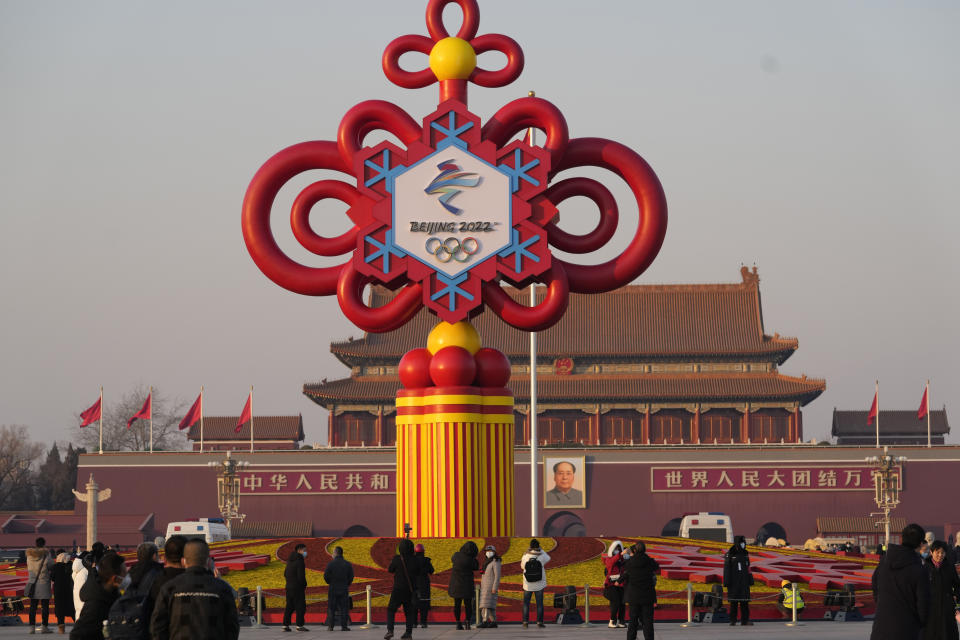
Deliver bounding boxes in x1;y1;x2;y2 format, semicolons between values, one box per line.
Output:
398;348;434;388
473;348;511;388
429;346;477;387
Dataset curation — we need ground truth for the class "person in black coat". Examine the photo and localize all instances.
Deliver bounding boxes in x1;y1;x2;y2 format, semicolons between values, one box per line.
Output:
149;540;239;640
70;552;125;640
50;552;75;633
324;546;355;631
149;536;187;604
871;523;931;640
622;542;659;640
385;539;420;640
723;535;753;626
447;541;479;630
283;543;309;632
922;541;959;640
128;542;163;592
413;544;435;628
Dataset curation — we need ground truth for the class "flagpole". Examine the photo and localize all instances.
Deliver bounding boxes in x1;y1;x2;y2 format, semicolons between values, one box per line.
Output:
249;385;254;453
926;380;931;449
875;380;879;449
200;386;205;453
527;90;539;538
149;385;154;454
99;386;103;455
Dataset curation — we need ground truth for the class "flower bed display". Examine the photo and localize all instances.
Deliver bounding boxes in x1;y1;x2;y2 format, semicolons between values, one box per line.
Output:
213;536;878;623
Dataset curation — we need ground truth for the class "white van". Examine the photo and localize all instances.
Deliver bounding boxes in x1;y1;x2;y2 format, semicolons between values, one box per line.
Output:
165;518;231;543
678;512;733;543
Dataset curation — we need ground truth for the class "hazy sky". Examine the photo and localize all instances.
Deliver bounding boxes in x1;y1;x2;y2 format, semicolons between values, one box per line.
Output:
2;1;957;448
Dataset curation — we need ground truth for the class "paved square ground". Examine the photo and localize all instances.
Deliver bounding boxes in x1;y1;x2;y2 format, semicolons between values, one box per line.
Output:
0;621;873;639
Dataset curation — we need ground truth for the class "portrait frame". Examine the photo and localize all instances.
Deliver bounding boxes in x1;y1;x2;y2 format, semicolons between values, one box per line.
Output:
543;455;586;509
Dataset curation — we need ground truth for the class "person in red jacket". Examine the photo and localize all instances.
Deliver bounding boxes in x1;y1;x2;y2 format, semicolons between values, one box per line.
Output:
602;540;628;628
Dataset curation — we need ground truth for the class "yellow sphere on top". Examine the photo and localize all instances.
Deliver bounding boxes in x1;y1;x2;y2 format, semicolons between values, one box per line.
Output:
427;321;481;355
429;37;477;81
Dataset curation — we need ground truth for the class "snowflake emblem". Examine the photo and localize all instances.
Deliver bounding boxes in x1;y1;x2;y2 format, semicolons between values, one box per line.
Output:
242;0;668;333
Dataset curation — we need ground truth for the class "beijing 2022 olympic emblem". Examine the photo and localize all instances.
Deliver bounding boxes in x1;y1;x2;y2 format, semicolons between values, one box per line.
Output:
241;0;668;334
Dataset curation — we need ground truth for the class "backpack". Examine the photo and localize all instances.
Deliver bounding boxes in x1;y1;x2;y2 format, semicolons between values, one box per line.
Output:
106;569;160;640
524;556;543;583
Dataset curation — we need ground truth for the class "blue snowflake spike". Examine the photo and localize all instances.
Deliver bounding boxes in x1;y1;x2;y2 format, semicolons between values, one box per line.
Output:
498;148;540;193
430;272;474;312
364;228;405;273
364;149;406;194
430;111;474;149
498;228;540;273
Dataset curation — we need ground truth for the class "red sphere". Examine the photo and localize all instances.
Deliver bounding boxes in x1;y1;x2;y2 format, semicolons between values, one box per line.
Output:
429;346;477;387
398;348;434;388
473;348;511;387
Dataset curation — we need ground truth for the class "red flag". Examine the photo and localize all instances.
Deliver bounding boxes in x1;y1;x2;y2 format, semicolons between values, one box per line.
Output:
867;391;879;425
80;397;102;427
918;386;929;420
179;393;202;430
127;393;152;429
236;393;252;433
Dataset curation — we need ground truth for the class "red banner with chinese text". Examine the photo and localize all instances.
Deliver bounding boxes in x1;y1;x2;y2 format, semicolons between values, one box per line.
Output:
238;470;395;495
651;465;901;492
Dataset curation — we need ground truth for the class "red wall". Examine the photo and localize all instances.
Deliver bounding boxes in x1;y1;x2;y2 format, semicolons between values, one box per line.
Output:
78;448;955;543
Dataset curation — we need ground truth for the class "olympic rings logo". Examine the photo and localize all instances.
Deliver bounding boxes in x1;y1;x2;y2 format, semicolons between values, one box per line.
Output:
425;236;480;263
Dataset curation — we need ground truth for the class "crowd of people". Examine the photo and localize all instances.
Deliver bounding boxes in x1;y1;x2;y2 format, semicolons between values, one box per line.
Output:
23;535;239;639
370;538;663;640
871;524;960;640
18;527;960;639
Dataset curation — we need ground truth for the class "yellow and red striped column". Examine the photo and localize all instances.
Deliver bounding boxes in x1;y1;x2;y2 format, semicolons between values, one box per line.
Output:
394;322;514;537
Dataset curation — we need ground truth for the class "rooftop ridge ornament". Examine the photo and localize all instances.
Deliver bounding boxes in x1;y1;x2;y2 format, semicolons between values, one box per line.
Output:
242;0;668;332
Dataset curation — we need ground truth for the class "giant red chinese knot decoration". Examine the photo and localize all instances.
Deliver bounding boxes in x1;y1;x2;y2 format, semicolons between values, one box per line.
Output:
242;0;668;333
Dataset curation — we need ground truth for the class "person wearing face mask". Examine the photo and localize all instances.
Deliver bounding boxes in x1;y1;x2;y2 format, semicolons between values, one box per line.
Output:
921;541;959;640
103;542;163;639
282;543;310;632
70;552;126;640
478;546;502;628
723;536;753;626
602;540;628;628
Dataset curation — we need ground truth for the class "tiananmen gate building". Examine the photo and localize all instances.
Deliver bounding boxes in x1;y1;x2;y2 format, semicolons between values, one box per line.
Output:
305;267;825;447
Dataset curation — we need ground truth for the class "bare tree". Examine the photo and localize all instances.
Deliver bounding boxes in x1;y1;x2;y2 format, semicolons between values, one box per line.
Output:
73;386;188;452
0;425;44;509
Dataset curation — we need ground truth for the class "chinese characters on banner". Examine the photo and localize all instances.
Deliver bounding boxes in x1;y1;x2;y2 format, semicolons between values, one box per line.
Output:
239;470;395;495
650;466;902;492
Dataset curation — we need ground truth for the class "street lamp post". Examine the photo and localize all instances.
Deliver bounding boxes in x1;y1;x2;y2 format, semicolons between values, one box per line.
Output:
207;451;249;535
865;446;906;548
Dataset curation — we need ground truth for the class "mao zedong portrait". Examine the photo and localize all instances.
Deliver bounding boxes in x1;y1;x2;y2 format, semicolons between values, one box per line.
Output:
545;460;584;507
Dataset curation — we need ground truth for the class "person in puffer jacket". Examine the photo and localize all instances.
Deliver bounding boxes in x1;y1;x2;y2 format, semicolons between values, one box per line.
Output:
73;542;105;619
602;540;628;628
71;555;87;619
